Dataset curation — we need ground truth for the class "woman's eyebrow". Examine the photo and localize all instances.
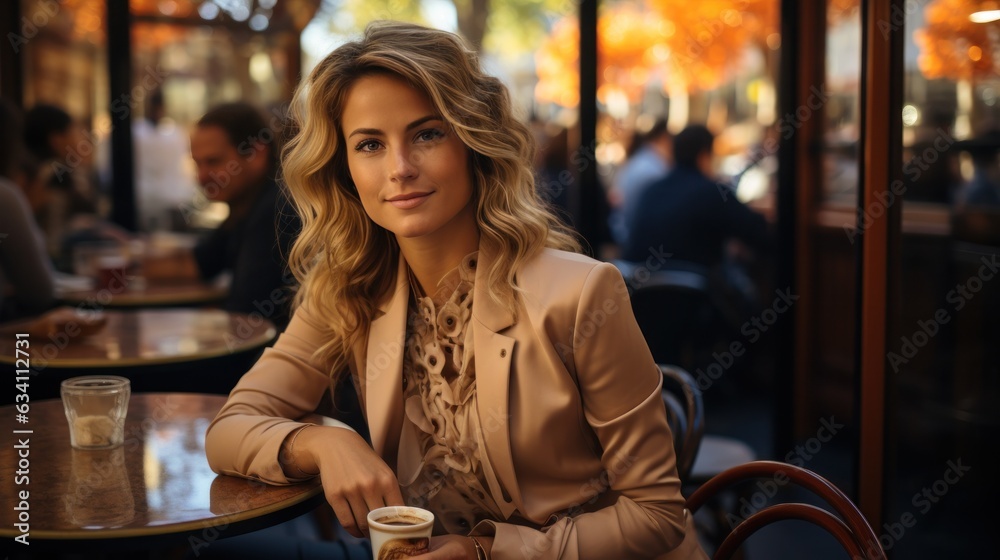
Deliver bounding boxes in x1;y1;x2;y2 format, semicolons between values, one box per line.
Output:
405;115;442;131
347;115;442;139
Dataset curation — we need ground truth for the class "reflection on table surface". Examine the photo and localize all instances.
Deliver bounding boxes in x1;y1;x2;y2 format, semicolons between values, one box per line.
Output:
57;277;228;308
0;309;276;367
0;394;322;542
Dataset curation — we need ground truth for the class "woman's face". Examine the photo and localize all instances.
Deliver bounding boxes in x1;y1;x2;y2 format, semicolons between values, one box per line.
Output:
340;73;476;243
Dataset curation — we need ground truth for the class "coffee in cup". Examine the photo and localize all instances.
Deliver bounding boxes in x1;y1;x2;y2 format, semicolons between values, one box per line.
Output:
367;506;434;560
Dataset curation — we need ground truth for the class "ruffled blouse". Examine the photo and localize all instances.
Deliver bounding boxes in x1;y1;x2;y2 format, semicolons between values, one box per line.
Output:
398;252;503;534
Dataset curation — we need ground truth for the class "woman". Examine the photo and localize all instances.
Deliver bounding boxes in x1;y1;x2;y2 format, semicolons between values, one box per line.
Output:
206;21;705;560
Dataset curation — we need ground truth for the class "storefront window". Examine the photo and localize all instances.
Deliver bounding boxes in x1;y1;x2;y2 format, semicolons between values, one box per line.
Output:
886;1;997;556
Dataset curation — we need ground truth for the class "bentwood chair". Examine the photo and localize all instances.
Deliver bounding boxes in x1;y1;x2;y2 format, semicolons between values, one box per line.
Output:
686;461;888;560
660;364;705;482
659;364;755;555
658;365;756;487
614;260;719;369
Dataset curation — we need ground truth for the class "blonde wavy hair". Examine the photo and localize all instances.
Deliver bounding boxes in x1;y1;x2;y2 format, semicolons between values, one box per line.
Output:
282;20;580;375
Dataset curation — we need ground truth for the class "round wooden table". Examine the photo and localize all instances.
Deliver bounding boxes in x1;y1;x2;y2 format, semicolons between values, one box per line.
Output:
0;309;276;369
0;309;278;400
0;394;323;551
58;279;227;308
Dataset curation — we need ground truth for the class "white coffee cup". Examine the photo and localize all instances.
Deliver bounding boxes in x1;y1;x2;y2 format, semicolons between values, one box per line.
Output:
367;506;434;560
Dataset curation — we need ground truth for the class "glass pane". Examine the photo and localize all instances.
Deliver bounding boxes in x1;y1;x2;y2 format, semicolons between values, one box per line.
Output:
128;3;308;232
19;0;110;267
806;0;861;454
887;1;997;556
821;0;862;206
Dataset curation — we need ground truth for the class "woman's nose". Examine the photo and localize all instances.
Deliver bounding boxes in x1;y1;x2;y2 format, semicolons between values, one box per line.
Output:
389;147;419;182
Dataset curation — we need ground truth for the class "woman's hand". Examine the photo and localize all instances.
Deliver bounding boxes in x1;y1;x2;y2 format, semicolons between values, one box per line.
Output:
406;535;478;559
296;426;405;538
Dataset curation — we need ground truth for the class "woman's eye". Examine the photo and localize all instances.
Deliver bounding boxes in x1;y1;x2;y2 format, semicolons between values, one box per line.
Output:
355;139;381;152
416;129;445;143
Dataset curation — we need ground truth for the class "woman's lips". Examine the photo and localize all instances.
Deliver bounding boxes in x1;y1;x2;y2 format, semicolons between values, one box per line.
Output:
387;192;432;209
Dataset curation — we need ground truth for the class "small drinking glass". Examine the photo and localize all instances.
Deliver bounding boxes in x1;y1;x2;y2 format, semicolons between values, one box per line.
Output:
61;376;131;449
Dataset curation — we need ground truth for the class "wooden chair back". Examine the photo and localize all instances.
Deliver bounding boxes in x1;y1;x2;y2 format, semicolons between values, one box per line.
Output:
685;460;887;559
659;364;705;482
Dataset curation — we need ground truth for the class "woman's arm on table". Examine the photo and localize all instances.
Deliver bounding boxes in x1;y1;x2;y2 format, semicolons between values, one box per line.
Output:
205;303;404;537
206;304;345;483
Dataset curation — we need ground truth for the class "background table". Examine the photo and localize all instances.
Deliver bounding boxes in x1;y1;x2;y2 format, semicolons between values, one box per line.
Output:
0;309;278;401
58;279;227;308
0;394;323;554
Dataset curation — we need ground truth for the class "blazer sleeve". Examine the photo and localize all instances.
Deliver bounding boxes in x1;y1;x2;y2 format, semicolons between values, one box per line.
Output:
474;262;697;560
204;304;338;484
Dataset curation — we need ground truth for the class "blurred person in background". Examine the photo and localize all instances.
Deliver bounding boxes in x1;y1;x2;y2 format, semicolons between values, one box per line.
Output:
23;103;124;265
608;117;672;248
622;124;769;318
0;99;55;321
133;89;198;231
530;118;573;226
954;130;1000;210
144;102;300;328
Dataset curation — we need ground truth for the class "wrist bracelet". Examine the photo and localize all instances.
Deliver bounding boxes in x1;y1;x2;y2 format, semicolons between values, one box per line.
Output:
285;424;319;477
471;537;488;560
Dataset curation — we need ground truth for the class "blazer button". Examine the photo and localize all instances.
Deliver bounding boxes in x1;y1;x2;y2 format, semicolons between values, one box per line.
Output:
500;349;507;358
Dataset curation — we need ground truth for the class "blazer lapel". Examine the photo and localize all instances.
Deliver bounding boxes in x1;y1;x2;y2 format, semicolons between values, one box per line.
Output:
365;255;409;459
471;242;521;518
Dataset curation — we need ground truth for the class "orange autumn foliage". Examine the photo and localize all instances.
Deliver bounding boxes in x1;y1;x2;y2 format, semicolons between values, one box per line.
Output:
915;0;997;80
536;0;780;107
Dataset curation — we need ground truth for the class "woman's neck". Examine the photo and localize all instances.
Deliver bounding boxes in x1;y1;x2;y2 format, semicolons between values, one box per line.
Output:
399;229;479;294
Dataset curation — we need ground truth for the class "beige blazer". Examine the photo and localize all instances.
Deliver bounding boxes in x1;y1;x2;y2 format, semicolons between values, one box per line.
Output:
206;245;707;559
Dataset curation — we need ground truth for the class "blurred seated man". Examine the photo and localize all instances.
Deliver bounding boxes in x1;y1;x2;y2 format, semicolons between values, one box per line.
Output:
609;118;672;247
954;130;1000;210
1;99;54;321
622;125;769;317
145;102;299;328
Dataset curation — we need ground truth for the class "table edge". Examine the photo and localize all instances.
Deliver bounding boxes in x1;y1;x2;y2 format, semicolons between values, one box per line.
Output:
0;328;277;367
58;289;227;307
0;481;323;541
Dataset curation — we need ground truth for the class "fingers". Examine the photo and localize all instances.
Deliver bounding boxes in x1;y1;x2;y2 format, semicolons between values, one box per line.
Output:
314;430;405;538
328;496;363;538
384;480;406;507
326;469;402;537
348;493;375;536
